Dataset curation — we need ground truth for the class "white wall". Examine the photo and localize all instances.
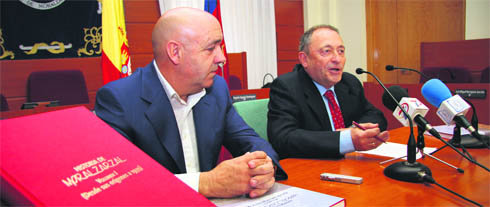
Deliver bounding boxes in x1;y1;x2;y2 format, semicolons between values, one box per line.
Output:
303;0;367;82
466;0;490;40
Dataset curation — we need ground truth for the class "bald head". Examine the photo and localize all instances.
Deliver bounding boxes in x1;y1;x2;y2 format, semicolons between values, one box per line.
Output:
152;7;220;60
150;7;226;100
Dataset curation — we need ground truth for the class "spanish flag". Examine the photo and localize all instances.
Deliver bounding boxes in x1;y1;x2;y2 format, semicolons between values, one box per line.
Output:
101;0;131;84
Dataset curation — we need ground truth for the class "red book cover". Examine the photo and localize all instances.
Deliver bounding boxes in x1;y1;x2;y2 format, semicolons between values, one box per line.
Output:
0;106;214;206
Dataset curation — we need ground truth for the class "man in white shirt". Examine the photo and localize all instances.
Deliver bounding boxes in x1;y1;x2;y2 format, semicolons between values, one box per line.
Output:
95;7;287;198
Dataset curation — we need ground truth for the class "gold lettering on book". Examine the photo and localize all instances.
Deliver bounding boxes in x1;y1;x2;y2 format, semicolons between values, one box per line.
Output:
81;186;102;200
78;165;143;200
95;170;118;184
61;156;126;187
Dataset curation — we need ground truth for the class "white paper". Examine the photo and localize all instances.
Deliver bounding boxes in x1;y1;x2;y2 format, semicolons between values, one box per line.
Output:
360;142;437;160
431;125;471;135
210;183;344;207
423;124;490;139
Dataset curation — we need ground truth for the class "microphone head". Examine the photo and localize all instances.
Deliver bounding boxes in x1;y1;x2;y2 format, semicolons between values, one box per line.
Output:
421;79;452;107
386;65;395;71
355;68;365;74
382;85;409;111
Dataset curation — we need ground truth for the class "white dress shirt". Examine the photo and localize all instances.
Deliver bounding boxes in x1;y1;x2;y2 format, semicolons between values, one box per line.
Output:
154;61;205;192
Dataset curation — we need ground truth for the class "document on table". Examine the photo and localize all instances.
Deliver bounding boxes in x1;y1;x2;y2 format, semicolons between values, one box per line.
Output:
210;183;345;207
360;142;437;160
432;125;470;135
424;124;490;139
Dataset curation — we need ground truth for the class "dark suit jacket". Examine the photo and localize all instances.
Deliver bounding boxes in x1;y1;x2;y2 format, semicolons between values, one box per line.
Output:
267;64;387;159
95;62;286;180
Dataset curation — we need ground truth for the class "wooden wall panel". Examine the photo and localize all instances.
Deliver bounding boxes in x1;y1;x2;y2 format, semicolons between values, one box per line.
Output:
276;25;304;51
277;61;297;75
366;0;465;84
124;1;160;23
130;54;154;70
227;52;248;90
365;0;398;83
124;0;160;70
396;0;465;84
274;0;303;76
126;23;154;56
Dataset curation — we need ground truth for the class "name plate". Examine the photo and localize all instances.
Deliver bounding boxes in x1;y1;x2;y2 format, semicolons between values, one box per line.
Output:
232;94;257;103
454;89;487;99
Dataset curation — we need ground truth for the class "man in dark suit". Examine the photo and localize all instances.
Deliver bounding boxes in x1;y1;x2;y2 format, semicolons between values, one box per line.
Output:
95;7;286;198
268;25;389;159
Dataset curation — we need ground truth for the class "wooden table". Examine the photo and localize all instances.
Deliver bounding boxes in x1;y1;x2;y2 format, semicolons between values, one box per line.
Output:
278;127;490;206
0;104;93;120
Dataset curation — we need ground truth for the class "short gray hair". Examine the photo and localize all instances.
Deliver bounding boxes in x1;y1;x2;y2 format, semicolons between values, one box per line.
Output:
298;25;339;54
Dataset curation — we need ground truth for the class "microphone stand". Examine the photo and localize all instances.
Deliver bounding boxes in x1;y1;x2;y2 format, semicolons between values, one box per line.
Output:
416;127;464;173
357;68;431;183
379;126;464;173
456;97;488;148
450;125;475;160
432;124;476;160
429;124;490;172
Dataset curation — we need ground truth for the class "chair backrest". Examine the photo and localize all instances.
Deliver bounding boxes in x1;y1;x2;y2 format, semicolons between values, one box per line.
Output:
228;75;243;90
233;98;269;140
480;67;489;83
0;94;9;111
27;70;89;106
420;67;472;83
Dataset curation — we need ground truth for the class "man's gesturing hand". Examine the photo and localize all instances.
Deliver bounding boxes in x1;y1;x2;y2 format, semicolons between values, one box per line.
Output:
351;123;390;151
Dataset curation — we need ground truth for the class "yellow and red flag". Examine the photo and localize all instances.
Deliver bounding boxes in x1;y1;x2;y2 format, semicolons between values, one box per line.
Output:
101;0;131;84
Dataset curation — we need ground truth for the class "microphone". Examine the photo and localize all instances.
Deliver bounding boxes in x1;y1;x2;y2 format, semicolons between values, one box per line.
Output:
386;65;486;148
421;79;481;139
356;68;431;183
421;79;489;148
383;86;467;173
385;65;431;81
382;86;441;139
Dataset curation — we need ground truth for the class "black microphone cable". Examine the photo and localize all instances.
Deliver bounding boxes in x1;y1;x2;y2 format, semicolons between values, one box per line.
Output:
262;73;274;88
428;131;490;172
418;171;483;207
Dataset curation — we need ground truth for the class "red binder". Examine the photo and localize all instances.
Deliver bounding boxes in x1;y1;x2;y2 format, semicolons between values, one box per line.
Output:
0;106;214;206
